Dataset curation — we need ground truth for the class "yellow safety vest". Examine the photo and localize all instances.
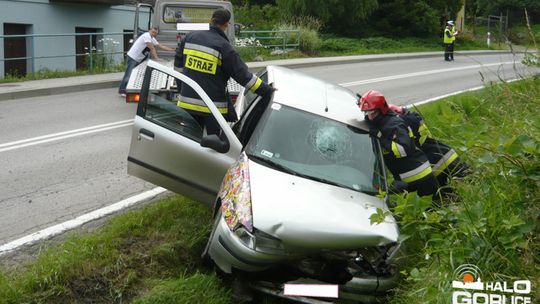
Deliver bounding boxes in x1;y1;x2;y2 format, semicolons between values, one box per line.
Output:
444;28;453;44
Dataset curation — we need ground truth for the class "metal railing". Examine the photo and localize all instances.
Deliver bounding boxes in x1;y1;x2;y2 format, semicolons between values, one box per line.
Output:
0;29;298;76
0;31;131;75
236;29;300;50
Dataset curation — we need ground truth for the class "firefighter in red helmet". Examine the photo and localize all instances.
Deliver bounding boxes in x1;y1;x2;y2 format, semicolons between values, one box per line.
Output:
359;90;438;197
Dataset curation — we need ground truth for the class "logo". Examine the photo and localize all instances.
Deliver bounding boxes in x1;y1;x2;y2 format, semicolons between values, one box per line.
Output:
452;264;532;304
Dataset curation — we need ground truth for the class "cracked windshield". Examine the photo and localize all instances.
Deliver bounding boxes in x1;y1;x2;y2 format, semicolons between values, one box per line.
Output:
245;103;385;194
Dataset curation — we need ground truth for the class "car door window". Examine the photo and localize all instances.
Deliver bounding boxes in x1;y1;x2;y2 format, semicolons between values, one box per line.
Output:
242;71;267;109
138;68;226;143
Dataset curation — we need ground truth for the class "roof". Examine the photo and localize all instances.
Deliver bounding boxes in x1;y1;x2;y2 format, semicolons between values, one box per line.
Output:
267;65;367;130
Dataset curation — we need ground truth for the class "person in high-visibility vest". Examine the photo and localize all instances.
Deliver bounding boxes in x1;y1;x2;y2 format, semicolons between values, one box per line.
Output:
444;21;456;61
359;90;439;197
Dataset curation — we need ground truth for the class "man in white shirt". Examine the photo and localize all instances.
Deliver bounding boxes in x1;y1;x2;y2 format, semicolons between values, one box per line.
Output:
118;26;174;97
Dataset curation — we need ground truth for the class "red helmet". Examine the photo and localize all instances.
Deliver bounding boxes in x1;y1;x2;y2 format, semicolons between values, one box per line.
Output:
359;90;389;115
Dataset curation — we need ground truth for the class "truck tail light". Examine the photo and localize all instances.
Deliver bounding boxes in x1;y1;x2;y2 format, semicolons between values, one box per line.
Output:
126;93;140;103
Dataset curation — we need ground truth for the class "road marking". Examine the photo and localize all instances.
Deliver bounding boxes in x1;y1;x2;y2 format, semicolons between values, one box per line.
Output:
0;187;167;256
0;119;134;153
339;61;517;87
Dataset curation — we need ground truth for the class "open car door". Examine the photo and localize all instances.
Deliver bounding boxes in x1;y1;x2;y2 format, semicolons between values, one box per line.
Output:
127;60;242;205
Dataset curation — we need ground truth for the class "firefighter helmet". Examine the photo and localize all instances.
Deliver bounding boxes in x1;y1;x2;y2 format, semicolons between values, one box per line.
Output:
359;90;390;115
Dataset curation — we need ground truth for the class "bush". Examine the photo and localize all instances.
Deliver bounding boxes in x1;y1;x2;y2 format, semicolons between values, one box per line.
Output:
273;23;321;54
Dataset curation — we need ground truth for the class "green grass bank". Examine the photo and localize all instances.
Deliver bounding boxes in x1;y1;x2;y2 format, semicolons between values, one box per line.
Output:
0;77;538;303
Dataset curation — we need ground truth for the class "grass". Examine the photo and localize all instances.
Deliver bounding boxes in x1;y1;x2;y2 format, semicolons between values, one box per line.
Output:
0;77;538;303
318;35;497;57
0;196;232;304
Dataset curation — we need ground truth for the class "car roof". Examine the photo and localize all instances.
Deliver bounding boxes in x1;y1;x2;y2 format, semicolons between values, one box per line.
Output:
267;65;368;130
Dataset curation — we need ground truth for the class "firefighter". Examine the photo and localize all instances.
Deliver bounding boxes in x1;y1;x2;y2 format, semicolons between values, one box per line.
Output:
174;8;274;135
444;20;458;61
359;90;438;197
388;104;471;188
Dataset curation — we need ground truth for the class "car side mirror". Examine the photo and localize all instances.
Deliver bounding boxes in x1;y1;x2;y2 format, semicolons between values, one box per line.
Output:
201;134;229;153
389;180;408;194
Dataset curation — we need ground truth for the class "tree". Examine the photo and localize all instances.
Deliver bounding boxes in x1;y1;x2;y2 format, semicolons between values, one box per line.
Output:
276;0;378;33
367;0;462;37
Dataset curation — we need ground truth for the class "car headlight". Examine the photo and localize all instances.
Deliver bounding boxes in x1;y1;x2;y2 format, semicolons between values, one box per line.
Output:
219;152;253;232
234;227;285;254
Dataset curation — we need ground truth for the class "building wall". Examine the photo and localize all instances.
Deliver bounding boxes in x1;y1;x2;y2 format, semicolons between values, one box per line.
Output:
0;0;151;77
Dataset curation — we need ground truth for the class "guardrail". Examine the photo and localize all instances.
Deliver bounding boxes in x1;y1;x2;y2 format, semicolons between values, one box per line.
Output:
0;31;131;75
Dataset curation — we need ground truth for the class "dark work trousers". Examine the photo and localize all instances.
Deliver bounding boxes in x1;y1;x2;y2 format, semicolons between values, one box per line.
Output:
444;43;454;61
407;174;439;197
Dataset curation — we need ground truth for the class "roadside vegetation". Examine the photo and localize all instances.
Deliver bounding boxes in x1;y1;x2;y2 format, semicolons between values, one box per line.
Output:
385;76;540;303
1;74;538;303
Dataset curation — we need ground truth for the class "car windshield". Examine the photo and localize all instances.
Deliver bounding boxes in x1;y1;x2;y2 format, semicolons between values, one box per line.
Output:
245;103;385;195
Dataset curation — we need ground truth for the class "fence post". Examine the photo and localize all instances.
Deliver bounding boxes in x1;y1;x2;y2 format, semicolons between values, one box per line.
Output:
251;33;256;58
31;35;35;75
89;33;93;71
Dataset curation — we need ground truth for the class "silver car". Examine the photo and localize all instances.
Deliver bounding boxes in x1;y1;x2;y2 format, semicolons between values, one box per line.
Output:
128;60;400;302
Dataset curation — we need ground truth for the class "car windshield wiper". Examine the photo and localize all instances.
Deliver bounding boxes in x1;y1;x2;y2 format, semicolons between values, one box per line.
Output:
248;153;375;194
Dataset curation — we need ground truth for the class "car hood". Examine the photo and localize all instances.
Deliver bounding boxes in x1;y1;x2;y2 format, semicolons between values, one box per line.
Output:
248;160;399;250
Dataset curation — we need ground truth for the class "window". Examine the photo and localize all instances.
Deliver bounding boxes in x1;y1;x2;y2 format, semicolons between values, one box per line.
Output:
140;68;215;142
163;6;217;23
243;71;268;109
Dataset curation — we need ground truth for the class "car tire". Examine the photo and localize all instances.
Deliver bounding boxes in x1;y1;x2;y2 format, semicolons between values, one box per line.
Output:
201;206;221;264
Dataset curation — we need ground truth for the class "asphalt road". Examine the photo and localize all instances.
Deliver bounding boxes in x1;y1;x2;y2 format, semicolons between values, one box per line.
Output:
0;53;538;247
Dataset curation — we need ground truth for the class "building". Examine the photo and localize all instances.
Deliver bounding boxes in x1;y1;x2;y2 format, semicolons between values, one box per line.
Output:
0;0;152;77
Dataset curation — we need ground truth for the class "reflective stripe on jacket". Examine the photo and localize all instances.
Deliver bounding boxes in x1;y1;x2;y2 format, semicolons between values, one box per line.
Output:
370;113;436;185
399;109;462;177
175;25;271;115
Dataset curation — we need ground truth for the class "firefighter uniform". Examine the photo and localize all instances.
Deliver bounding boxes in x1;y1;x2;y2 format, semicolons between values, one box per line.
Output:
368;112;438;196
175;25;272;128
399;109;469;186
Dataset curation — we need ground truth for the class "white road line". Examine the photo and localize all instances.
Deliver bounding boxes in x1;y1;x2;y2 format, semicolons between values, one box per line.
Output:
339;61;517;87
0;119;134;153
0;187;167;256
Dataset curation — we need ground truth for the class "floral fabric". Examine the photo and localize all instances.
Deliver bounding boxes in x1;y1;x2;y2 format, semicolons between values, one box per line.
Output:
219;152;253;232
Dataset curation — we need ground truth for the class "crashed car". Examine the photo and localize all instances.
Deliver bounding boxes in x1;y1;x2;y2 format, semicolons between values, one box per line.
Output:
127;60;400;302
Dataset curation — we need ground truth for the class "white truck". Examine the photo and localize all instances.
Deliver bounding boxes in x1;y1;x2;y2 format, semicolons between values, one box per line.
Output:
125;0;242;102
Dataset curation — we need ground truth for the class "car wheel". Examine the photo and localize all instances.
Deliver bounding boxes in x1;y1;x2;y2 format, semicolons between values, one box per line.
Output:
201;206;221;263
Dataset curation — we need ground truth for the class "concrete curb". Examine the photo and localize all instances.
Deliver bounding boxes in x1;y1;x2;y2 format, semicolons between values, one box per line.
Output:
0;50;519;101
0;81;120;101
